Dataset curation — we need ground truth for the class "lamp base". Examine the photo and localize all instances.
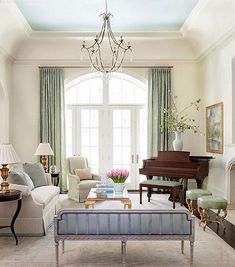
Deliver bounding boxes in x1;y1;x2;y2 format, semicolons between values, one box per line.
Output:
1;182;10;193
1;164;10;193
41;155;48;173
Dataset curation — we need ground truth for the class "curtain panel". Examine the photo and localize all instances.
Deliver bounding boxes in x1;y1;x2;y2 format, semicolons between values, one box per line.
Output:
147;68;172;158
39;67;67;190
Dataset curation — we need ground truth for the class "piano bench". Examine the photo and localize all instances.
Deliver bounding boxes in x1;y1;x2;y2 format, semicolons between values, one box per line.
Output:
139;180;183;209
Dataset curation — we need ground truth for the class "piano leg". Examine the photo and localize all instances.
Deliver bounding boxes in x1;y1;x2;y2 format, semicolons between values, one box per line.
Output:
147;187;152;202
196;180;202;189
182;178;189;204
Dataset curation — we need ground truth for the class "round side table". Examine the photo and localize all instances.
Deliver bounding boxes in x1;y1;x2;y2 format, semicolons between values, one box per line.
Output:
51;172;60;186
0;189;22;245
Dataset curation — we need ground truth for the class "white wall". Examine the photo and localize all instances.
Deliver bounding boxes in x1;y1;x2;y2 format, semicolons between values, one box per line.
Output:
0;53;12;143
199;32;235;206
11;64;39;162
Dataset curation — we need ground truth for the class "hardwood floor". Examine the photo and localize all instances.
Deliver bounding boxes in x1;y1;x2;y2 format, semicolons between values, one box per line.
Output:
206;210;235;249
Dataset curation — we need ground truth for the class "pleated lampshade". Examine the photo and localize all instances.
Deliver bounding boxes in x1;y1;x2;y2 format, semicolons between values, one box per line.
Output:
0;144;20;165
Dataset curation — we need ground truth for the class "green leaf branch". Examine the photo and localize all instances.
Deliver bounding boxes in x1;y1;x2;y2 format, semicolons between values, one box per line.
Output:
160;96;201;133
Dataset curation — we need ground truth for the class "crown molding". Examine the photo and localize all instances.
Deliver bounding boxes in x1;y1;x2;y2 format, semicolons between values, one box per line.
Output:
13;58;198;67
197;24;235;62
6;0;32;36
30;31;183;40
180;0;207;36
0;45;15;62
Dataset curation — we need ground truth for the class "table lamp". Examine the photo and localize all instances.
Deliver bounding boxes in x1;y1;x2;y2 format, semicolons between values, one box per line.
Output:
35;143;54;173
0;144;20;193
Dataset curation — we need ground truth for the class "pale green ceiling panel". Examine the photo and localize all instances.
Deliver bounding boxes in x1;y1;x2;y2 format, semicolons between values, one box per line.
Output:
14;0;199;32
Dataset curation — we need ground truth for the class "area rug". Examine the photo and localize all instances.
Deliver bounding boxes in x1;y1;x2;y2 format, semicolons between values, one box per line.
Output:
0;193;235;267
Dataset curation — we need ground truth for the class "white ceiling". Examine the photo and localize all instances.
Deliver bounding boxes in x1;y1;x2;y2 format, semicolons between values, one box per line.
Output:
14;0;199;32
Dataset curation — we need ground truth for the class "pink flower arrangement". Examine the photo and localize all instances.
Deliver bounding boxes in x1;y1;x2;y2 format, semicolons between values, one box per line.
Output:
106;168;129;183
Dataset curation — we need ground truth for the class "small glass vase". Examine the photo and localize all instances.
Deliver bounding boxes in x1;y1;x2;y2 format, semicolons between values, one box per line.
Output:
113;183;125;193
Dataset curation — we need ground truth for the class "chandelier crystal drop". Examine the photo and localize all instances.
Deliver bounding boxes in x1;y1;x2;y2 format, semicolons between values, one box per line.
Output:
81;0;132;73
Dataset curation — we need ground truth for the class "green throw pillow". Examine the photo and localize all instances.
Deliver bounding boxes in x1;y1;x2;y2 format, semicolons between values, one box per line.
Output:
9;167;34;190
23;163;47;188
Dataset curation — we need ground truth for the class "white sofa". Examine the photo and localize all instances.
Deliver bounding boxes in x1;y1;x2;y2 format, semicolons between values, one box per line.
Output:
0;173;60;236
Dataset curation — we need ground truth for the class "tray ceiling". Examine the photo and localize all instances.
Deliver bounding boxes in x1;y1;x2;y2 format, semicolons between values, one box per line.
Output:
14;0;199;32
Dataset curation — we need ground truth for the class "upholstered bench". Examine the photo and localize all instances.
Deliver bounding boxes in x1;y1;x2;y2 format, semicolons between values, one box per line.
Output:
139;180;183;209
186;189;212;214
197;195;228;231
54;209;195;266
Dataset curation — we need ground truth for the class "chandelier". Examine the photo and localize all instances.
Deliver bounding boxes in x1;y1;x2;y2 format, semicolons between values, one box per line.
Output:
81;0;132;73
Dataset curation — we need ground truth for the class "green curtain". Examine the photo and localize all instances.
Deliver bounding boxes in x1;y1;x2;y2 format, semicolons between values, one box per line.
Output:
39;67;67;191
147;68;172;158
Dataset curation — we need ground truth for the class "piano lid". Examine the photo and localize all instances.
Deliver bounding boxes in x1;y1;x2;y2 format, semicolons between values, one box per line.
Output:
151;151;191;162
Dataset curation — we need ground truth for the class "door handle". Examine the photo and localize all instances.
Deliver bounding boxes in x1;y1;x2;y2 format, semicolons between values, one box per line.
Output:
131;154;134;164
136;154;139;164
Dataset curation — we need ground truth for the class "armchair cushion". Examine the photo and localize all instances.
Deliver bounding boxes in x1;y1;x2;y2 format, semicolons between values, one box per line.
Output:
79;180;101;190
75;168;92;180
23;163;47;188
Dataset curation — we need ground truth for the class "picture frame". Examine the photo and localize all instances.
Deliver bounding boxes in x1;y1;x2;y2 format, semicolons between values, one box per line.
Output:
206;102;223;154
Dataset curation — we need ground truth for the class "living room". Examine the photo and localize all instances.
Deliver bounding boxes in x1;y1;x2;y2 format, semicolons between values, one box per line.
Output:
1;0;235;266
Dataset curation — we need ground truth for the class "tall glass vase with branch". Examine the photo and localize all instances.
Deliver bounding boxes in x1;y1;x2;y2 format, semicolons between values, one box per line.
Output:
160;96;201;151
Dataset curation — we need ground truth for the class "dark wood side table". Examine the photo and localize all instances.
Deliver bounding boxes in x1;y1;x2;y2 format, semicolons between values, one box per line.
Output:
0;189;22;245
51;172;60;186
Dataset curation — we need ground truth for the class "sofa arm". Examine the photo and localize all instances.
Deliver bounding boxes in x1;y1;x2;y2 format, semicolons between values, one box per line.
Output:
68;174;81;183
92;174;101;181
9;184;31;197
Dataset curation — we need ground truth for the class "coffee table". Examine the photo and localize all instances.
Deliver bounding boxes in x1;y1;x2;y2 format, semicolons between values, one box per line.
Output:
85;188;132;209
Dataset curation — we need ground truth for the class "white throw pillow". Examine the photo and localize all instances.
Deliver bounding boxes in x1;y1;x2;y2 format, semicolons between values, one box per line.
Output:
75;168;92;180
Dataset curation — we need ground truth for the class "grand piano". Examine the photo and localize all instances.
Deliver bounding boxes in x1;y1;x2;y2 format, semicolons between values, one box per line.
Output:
139;151;213;193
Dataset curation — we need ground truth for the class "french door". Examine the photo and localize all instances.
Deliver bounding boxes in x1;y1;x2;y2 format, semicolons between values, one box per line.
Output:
106;106;147;189
65;72;147;189
66;105;147;189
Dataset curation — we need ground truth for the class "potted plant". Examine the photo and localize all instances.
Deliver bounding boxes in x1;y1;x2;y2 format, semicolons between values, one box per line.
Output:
160;96;201;151
106;168;129;193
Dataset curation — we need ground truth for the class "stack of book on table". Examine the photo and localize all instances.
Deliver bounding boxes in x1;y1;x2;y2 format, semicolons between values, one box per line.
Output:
94;184;114;197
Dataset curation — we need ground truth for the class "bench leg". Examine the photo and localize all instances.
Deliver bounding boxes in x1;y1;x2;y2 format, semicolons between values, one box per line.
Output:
139;184;142;204
186;198;194;213
62;240;65;254
172;187;176;209
147;187;151;202
55;241;59;267
190;241;194;266
181;240;184;254
121;241;127;265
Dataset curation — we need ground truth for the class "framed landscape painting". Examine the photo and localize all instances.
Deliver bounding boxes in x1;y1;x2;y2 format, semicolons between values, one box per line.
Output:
206;102;223;154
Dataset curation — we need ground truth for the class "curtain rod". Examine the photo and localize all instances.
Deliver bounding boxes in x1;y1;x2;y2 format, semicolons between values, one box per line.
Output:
38;66;173;69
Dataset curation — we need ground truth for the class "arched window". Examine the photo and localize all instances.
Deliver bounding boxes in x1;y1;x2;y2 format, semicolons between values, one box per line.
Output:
65;72;147;189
